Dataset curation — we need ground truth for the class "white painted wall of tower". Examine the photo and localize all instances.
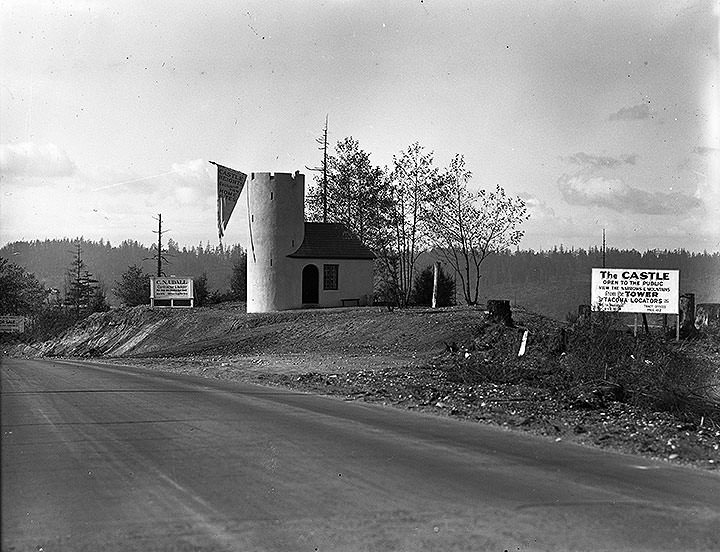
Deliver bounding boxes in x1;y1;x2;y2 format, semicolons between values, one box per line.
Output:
246;172;305;313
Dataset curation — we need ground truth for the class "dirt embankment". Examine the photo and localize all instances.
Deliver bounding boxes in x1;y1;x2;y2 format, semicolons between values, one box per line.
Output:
12;303;489;369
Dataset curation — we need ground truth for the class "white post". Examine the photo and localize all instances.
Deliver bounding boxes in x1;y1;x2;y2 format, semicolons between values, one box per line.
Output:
432;261;440;308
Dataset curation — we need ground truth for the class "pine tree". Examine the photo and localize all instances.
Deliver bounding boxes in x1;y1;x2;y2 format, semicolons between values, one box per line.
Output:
114;265;151;306
65;242;99;319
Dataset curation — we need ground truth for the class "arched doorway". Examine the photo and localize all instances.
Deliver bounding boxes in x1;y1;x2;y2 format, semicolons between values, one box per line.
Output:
302;264;319;304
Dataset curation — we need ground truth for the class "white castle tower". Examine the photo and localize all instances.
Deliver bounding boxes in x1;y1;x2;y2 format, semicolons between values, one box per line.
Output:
246;172;305;313
245;170;375;313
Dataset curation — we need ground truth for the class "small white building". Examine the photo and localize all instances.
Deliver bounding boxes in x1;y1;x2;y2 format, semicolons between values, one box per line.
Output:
246;172;375;313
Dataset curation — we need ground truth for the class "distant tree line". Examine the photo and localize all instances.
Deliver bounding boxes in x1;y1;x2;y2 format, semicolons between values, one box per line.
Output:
1;238;249;340
1;238;247;307
1;242;110;340
475;246;719;295
2;237;717;337
417;246;720;320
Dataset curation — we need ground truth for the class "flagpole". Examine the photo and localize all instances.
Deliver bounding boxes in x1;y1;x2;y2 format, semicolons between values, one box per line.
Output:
247;178;256;263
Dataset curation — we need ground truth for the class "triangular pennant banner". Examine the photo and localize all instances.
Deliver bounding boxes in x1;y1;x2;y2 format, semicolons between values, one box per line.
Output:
214;163;247;240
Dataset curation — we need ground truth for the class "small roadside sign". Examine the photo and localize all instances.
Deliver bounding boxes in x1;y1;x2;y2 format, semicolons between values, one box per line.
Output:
0;316;25;333
150;277;194;308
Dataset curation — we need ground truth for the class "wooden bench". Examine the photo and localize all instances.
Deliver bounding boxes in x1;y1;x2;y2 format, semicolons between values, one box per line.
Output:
341;298;360;307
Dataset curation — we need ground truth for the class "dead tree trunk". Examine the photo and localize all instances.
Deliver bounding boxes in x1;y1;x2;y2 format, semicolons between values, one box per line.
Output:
679;293;697;338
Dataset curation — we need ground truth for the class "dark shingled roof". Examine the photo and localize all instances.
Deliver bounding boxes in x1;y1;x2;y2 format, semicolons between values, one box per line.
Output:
287;222;376;260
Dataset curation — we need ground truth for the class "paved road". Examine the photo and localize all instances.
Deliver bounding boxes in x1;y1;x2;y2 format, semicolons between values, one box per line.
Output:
2;358;719;551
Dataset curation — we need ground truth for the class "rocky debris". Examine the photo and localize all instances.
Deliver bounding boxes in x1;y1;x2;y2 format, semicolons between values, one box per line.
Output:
251;366;720;470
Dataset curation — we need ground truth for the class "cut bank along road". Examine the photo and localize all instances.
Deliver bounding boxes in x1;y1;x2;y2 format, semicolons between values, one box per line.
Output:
2;358;719;551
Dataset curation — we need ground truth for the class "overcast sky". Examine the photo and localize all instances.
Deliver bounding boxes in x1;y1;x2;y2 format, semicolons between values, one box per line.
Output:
1;0;718;253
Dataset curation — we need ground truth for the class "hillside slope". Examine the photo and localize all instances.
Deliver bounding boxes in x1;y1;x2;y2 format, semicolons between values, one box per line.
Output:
15;303;494;366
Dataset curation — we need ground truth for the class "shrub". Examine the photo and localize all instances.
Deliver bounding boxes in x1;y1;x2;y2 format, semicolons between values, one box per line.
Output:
114;265;151;306
441;311;720;423
194;272;209;307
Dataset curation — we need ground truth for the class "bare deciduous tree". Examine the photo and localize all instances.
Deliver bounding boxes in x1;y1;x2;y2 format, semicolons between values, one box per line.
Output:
380;142;440;306
426;155;528;305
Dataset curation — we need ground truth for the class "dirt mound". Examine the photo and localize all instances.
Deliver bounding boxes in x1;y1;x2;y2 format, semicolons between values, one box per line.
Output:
15;304;502;362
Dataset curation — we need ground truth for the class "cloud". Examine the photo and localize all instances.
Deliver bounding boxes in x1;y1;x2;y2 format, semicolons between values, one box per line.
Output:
562;152;637;168
558;173;701;215
171;158;213;185
693;146;720;156
170;159;214;205
0;142;76;177
608;103;651;121
519;193;555;218
90;158;213;195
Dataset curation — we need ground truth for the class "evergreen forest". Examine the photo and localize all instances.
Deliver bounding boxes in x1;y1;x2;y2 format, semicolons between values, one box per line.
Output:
2;238;717;320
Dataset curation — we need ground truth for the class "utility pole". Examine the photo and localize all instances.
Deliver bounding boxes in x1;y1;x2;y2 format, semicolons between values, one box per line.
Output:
158;213;162;277
602;228;606;269
322;114;328;223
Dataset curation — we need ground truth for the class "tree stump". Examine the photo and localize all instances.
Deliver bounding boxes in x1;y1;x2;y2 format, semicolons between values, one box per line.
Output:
679;293;697;338
487;299;514;327
696;303;720;329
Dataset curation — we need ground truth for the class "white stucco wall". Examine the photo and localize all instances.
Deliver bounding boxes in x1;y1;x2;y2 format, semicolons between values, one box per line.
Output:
246;172;305;313
297;258;374;307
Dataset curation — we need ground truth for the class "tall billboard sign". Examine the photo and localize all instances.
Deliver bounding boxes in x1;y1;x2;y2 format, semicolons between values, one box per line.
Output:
591;268;679;314
150;277;194;308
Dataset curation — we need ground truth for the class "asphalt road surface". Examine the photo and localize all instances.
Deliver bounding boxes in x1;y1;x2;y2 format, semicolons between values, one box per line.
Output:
2;358;719;551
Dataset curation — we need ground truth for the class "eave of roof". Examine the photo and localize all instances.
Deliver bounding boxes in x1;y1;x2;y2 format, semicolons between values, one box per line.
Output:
287;222;376;260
